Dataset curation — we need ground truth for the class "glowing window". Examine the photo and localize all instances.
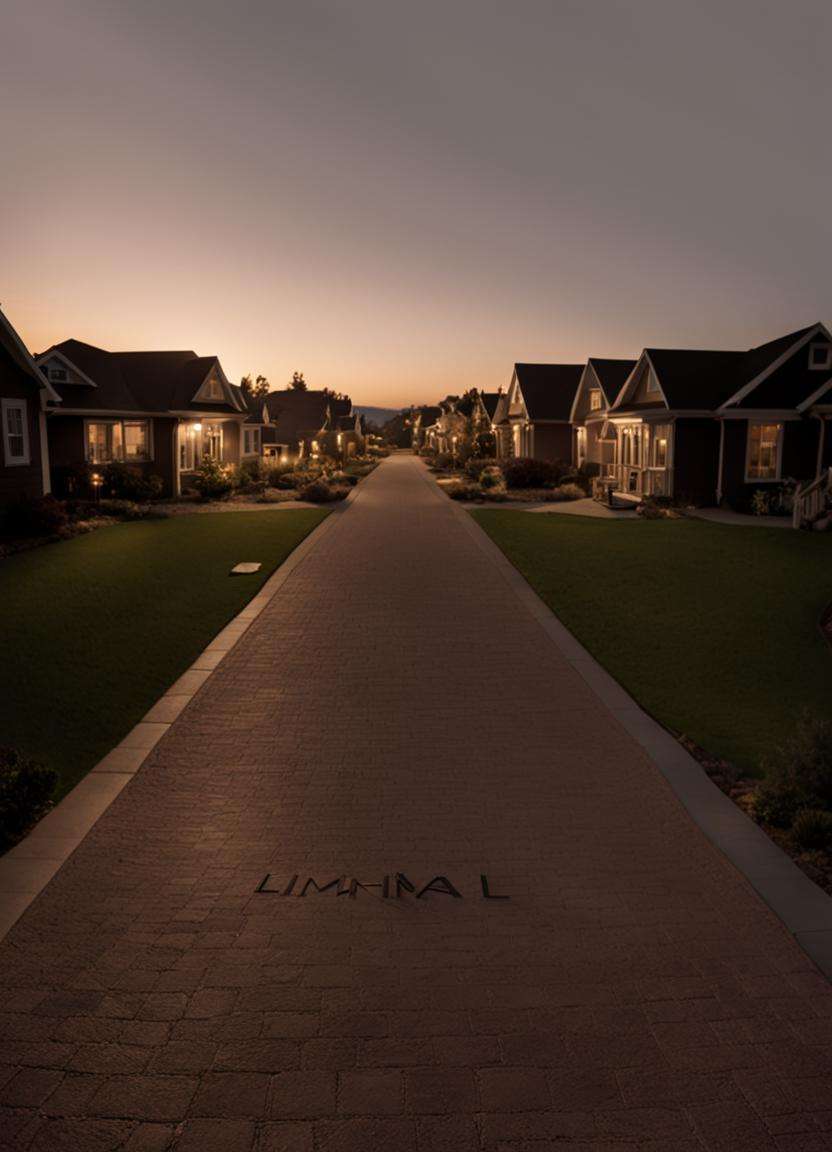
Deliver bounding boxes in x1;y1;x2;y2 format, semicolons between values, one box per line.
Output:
746;422;782;481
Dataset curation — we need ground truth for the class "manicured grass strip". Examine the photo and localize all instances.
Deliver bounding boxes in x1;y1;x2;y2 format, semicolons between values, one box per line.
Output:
472;512;832;774
0;511;328;798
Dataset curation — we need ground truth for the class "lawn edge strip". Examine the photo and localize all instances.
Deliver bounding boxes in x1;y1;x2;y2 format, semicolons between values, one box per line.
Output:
0;495;355;943
421;463;832;976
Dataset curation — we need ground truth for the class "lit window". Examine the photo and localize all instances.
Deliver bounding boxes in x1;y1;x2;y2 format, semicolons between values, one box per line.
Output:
2;399;29;465
809;343;832;371
202;375;224;400
124;421;149;460
652;424;670;468
747;422;782;480
86;420;150;463
589;389;602;411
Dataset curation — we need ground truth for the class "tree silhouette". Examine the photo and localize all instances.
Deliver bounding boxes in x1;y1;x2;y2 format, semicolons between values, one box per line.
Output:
240;374;270;400
290;371;307;391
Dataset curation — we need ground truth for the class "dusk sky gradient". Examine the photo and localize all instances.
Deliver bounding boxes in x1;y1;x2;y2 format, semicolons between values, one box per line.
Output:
4;1;831;407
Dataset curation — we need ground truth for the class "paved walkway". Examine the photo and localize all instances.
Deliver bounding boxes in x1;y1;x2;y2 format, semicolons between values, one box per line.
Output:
1;455;831;1152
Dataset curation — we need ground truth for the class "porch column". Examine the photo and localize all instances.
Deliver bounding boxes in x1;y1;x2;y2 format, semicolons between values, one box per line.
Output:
816;415;827;479
716;419;725;504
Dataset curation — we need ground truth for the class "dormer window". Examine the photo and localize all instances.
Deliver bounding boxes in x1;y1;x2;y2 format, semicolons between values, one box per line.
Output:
809;343;832;371
49;367;67;382
201;375;224;400
589;388;602;411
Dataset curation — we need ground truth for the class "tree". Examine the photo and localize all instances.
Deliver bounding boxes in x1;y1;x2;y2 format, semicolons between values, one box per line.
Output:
240;374;270;400
290;371;307;391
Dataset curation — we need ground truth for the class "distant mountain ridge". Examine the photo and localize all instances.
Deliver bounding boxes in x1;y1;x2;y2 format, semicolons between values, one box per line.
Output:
353;405;401;427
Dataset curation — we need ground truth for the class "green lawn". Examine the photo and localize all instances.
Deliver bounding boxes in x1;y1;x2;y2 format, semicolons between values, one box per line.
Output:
472;512;832;773
0;511;327;797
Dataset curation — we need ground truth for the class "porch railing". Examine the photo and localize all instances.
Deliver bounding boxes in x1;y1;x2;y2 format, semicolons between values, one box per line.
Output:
792;467;832;529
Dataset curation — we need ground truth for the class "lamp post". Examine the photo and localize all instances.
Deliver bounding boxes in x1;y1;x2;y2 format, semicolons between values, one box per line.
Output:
90;471;103;504
451;434;458;470
337;432;343;468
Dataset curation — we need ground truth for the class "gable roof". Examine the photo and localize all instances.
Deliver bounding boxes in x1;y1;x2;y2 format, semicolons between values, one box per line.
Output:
514;363;584;421
230;384;267;424
480;392;502;420
586;358;638;406
263;389;332;443
36;339;242;415
0;306;60;400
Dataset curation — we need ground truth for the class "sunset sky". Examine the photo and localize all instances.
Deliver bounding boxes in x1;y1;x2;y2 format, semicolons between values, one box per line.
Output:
4;1;830;408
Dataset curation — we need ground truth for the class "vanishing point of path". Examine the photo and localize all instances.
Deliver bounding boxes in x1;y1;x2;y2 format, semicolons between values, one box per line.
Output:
1;454;831;1152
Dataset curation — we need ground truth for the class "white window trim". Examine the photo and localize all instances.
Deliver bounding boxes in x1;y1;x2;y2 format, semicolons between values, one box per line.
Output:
745;421;784;483
243;428;261;455
809;342;832;371
84;418;154;464
1;398;30;466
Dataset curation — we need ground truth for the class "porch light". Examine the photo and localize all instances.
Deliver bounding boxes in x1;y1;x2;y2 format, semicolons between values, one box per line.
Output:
192;423;202;433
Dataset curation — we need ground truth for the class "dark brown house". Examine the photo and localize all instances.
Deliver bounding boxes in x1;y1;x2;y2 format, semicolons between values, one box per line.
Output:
261;390;356;462
0;307;56;508
570;358;637;475
37;340;247;497
607;324;832;505
494;363;584;461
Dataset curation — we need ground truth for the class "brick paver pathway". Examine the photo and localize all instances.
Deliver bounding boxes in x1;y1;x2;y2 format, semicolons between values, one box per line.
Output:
1;454;831;1152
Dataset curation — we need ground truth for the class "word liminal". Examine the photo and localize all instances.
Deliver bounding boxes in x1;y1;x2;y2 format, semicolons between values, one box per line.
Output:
255;873;510;900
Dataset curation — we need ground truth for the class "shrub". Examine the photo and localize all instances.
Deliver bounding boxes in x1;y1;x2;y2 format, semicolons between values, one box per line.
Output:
546;482;584;502
266;464;294;487
479;467;504;490
445;481;482;501
97;499;150;521
102;463;164;502
502;457;567;489
791;809;832;853
329;471;358;486
431;452;455;472
2;495;69;538
235;457;264;487
465;456;496;479
753;714;832;828
299;479;341;503
751;489;771;516
192;457;234;500
0;748;57;851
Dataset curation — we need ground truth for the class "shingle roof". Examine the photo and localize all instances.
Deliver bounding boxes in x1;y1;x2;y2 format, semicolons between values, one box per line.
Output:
263;389;331;444
514;363;584;421
0;307;51;392
480;392;502;420
39;339;241;414
586;359;637;406
614;326;823;413
230;384;266;424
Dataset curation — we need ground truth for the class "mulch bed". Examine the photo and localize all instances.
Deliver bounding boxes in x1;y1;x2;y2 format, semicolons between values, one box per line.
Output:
680;735;832;896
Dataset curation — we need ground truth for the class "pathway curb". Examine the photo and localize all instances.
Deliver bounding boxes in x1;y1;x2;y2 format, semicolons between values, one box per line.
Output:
425;461;832;978
0;493;360;942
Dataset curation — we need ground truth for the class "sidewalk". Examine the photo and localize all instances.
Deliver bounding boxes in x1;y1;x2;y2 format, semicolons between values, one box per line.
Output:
0;454;829;1151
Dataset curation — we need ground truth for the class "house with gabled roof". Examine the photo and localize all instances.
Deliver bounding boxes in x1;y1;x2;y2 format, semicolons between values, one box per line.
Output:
607;324;832;505
36;339;248;497
0;306;58;509
260;389;357;462
569;358;637;476
493;363;584;461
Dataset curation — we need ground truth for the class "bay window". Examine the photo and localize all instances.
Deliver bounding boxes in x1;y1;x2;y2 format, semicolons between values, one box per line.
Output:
746;422;782;481
1;399;29;466
86;420;151;463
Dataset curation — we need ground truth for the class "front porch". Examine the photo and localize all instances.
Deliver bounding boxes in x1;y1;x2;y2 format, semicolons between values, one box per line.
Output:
176;418;239;494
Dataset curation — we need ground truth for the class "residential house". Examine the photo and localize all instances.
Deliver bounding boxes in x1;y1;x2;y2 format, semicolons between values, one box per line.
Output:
569;358;637;476
0;307;56;507
408;405;442;451
231;385;268;460
261;390;356;462
606;324;832;505
493;364;584;461
36;339;248;497
330;411;365;460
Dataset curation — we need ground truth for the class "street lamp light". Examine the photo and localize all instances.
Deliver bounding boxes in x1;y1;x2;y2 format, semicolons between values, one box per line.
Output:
336;432;343;466
451;434;458;470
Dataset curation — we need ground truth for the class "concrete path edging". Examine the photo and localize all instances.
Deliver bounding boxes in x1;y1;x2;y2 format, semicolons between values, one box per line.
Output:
426;463;832;978
0;494;358;942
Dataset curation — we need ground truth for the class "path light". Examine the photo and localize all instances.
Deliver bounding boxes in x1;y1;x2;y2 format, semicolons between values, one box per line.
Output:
337;431;343;465
452;433;458;469
90;471;103;503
